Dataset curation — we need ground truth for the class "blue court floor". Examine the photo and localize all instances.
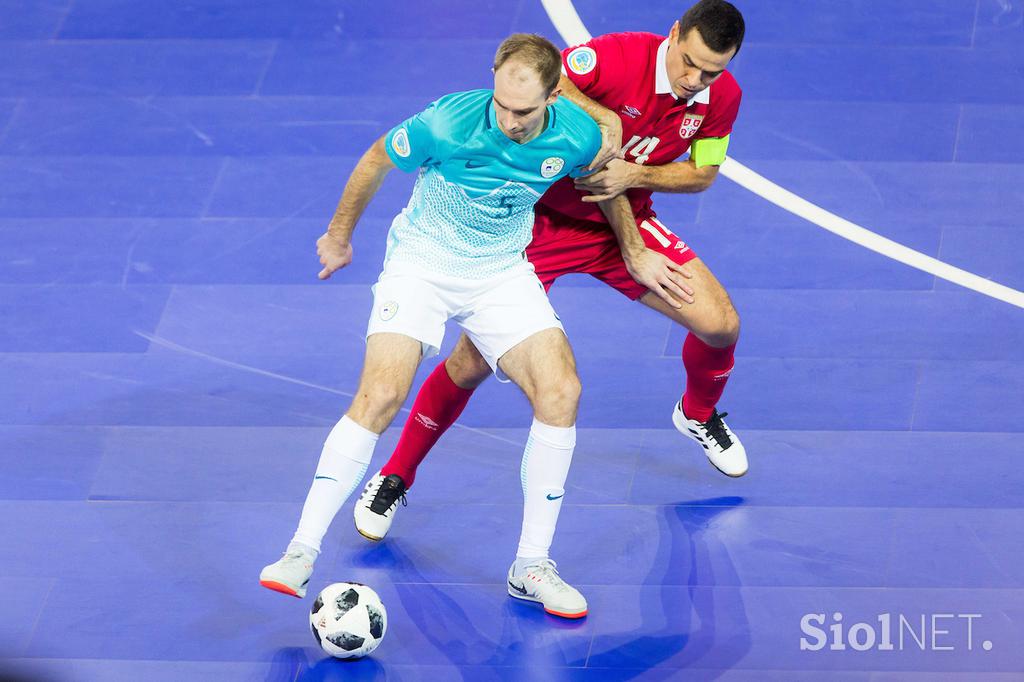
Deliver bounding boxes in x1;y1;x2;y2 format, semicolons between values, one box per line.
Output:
1;1;1023;680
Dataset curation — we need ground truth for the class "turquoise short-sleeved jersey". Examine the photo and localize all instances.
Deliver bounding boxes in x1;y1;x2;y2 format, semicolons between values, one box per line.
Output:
382;89;601;279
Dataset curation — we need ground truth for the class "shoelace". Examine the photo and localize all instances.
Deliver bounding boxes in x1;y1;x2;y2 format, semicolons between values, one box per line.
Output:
369;475;407;514
702;410;732;450
281;550;312;565
527;560;572;593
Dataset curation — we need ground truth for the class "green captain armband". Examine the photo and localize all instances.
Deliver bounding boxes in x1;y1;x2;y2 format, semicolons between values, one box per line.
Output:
690;135;730;168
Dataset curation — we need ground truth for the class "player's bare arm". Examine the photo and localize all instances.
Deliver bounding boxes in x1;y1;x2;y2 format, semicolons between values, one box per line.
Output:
557;73;623;170
576;158;718;203
317;135;396;280
598;194;694;308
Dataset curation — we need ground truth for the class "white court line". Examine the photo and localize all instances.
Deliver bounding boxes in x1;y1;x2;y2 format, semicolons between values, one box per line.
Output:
133;330;522;446
540;0;1024;310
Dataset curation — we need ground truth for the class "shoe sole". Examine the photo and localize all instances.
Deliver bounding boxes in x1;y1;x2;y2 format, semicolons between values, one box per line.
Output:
356;527;384;542
260;579;304;598
507;590;588;619
672;409;748;478
355;518;385;542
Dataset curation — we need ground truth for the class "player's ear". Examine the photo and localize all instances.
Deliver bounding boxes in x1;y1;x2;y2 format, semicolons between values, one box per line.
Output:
669;20;680;42
545;87;561;106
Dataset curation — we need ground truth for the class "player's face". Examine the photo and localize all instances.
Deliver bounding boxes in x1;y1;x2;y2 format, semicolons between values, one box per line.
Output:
492;61;558;143
665;22;736;99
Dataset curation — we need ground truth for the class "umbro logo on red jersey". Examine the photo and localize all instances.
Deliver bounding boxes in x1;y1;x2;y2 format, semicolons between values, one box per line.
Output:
621;105;642;119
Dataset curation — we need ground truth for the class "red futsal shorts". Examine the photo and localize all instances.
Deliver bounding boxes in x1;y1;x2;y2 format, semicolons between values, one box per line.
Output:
526;203;699;300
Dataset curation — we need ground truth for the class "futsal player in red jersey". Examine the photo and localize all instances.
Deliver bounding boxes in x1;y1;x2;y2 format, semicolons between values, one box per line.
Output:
355;0;748;541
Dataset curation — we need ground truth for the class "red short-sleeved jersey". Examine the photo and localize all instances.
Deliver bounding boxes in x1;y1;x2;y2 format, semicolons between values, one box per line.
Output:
537;32;742;224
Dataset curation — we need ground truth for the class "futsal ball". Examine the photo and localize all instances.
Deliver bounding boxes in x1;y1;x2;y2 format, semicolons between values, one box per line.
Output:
309;582;387;659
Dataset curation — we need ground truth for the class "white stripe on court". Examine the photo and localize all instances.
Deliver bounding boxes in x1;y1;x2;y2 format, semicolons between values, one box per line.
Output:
539;0;1024;310
133;330;523;446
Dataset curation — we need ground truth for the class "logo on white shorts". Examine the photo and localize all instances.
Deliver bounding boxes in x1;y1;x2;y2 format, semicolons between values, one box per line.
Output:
391;129;411;157
567;46;597;75
541;157;565;178
379;301;399;321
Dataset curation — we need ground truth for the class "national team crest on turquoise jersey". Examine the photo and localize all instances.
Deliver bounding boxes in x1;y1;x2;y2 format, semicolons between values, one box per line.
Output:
541;157;565;178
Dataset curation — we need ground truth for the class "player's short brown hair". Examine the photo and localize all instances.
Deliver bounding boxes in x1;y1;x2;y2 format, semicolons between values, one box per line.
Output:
493;33;563;95
680;0;746;56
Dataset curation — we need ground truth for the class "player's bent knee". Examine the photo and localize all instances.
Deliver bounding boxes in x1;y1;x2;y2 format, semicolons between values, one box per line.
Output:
349;383;405;428
445;352;491;388
555;373;582;405
532;372;582;424
717;304;741;345
446;336;491;389
692;298;740;348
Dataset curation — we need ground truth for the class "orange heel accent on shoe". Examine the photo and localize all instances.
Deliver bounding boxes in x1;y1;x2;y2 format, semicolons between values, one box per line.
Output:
260;580;300;597
544;607;588;619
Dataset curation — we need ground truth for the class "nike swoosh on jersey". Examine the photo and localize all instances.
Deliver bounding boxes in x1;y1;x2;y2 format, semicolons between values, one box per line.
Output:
464;160;487;169
546;493;564;501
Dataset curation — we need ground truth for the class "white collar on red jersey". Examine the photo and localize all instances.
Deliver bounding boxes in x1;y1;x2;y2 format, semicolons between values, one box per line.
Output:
656;38;710;106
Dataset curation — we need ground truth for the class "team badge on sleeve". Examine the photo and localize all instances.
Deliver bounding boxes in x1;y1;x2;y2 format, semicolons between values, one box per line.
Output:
566;46;597;75
391;128;411;157
679;114;704;139
540;157;565;178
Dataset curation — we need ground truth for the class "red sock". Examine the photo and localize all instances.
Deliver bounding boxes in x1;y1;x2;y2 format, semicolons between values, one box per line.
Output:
681;332;736;422
380;360;475;488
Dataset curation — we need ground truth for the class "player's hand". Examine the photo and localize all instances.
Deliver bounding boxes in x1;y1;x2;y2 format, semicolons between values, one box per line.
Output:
316;232;353;280
624;249;695;308
576;158;636;202
588;115;624;171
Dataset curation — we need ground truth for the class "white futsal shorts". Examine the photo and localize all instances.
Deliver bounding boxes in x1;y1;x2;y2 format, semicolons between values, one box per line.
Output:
365;259;565;381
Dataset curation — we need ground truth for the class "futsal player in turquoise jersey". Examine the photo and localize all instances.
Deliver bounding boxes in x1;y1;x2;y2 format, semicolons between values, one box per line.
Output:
261;34;601;619
379;86;601;280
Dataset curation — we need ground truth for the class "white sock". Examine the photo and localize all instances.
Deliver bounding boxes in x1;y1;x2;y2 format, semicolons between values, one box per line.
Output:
515;418;576;573
292;415;379;553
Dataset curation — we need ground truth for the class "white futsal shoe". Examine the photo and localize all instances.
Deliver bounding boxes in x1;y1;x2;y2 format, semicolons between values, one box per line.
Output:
259;543;317;598
354;471;407;541
507;559;588;619
672;400;748;477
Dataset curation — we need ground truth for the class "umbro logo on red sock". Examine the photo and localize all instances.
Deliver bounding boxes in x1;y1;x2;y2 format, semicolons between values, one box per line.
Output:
415;413;439;430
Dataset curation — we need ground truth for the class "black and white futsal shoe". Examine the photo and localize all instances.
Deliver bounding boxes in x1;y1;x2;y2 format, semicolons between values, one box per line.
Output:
672;401;748;477
354;471;407;541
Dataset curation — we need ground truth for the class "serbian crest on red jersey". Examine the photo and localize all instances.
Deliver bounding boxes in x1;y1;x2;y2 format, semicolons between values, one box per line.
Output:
679;113;704;139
